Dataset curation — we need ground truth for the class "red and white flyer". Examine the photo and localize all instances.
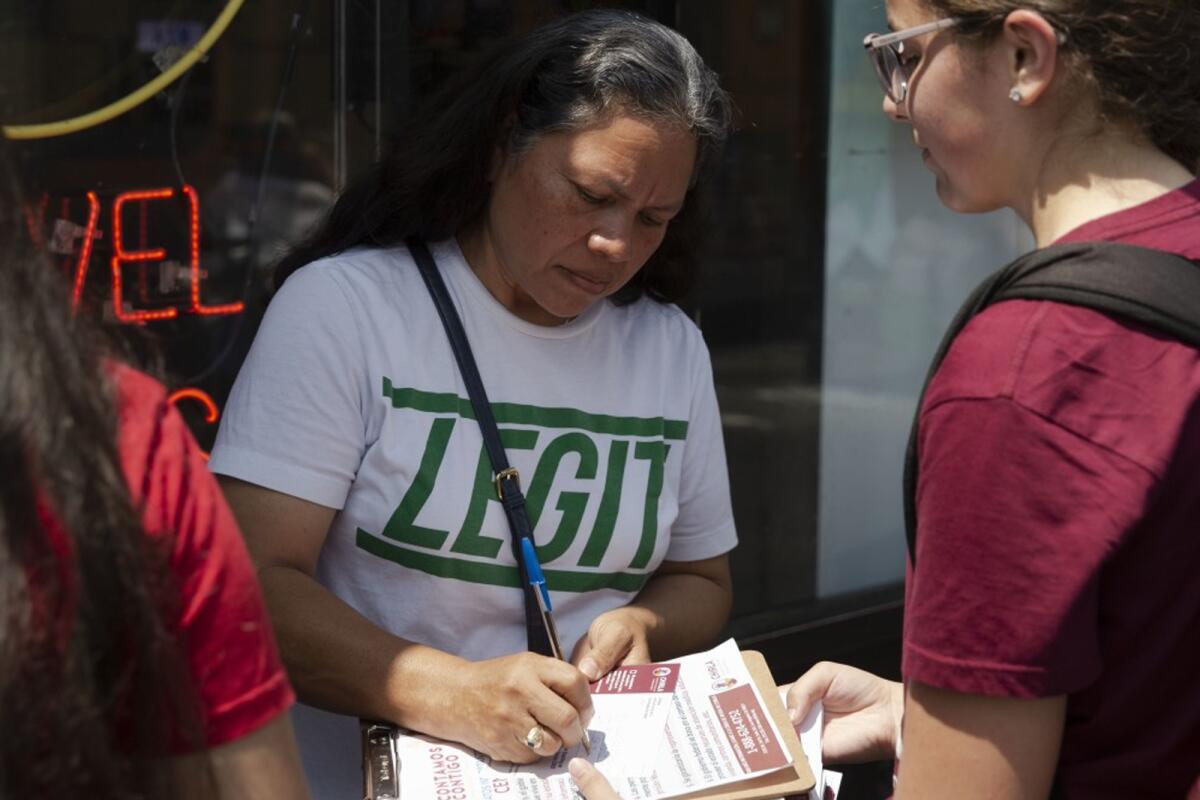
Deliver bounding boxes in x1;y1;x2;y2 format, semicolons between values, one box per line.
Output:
395;639;793;800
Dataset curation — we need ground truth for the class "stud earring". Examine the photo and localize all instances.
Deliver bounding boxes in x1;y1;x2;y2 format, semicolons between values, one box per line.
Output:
1009;87;1023;103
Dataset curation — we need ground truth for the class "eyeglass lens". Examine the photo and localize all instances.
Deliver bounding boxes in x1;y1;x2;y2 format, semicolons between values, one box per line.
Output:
871;44;906;103
869;45;894;102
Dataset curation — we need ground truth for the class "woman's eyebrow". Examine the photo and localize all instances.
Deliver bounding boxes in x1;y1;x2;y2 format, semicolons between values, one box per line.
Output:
589;177;685;214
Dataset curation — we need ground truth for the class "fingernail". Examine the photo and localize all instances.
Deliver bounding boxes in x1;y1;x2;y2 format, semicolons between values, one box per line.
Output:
579;657;600;681
788;706;801;725
569;757;589;779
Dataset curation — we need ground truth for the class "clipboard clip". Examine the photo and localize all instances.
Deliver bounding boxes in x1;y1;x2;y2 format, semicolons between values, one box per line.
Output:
362;720;401;800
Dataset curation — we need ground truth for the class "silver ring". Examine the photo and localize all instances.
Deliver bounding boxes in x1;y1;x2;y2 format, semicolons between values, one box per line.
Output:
523;724;545;750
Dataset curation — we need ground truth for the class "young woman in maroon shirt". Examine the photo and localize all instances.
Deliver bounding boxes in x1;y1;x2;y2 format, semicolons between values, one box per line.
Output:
573;1;1200;798
787;2;1200;798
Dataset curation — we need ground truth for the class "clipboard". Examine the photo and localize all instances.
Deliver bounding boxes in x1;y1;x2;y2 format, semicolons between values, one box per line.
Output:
672;650;815;800
362;649;816;800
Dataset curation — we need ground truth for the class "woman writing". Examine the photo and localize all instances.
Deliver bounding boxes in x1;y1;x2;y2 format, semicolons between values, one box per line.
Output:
209;10;737;798
575;0;1200;798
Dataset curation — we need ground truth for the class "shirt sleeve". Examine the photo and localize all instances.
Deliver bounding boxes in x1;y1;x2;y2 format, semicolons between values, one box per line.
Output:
120;370;295;747
665;334;738;562
904;394;1155;698
209;263;369;509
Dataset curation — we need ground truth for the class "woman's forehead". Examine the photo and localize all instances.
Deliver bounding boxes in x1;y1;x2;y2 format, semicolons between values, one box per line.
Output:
551;116;695;202
541;114;694;163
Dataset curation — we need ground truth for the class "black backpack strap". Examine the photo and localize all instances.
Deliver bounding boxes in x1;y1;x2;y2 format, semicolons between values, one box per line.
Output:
904;242;1200;563
406;236;554;657
992;242;1200;344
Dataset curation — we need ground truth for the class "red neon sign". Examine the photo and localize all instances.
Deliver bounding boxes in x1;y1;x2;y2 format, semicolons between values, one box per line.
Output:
167;387;220;461
70;192;101;315
22;192;48;247
167;388;219;423
183;184;243;316
111;188;179;323
43;184;244;323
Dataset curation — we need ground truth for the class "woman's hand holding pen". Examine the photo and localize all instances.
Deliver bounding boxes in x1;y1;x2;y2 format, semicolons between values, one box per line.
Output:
423;651;594;764
570;606;656;680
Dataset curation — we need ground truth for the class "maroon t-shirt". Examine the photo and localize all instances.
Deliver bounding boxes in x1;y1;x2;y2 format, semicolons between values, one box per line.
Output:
903;179;1200;798
112;364;295;746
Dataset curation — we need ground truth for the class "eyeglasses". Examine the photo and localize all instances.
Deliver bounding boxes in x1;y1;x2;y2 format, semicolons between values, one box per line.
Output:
863;18;959;104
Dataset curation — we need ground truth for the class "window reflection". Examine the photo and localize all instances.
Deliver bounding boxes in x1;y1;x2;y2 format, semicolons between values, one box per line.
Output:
3;0;928;639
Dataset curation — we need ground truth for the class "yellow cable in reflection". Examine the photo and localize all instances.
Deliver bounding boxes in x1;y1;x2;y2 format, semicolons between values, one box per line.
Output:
3;0;246;141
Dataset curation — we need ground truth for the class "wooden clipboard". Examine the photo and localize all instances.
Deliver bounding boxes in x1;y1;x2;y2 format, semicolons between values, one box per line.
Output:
362;649;816;800
669;650;815;800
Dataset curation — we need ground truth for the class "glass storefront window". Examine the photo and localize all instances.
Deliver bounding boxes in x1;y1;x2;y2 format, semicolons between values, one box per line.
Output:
3;0;338;450
817;1;1030;598
3;1;1027;663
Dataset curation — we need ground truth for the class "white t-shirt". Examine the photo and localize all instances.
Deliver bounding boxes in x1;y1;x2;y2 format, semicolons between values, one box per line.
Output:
209;239;737;799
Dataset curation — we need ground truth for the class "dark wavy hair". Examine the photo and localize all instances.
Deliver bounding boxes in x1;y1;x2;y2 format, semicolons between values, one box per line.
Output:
275;8;732;303
925;0;1200;171
0;143;207;796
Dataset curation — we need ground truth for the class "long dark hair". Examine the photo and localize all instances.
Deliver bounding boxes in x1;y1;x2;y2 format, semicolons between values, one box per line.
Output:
0;145;206;795
275;9;732;302
927;0;1200;171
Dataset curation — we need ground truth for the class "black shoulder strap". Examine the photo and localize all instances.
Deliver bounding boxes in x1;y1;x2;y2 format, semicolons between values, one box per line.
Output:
407;237;554;657
904;241;1200;564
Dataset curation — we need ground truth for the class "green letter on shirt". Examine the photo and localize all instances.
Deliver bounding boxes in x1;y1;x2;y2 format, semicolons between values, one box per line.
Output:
450;428;540;558
629;441;669;569
381;417;457;549
577;440;629;567
525;432;598;564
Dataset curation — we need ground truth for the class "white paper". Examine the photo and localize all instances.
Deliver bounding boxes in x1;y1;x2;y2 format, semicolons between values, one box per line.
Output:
776;690;841;800
396;639;795;800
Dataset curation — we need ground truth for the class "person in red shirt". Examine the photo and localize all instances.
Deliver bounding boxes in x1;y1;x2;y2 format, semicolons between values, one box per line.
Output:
570;1;1200;799
780;3;1200;800
0;148;309;797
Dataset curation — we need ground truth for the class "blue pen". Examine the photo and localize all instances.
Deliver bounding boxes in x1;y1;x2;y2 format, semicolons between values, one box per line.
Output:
519;537;591;755
519;537;565;659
